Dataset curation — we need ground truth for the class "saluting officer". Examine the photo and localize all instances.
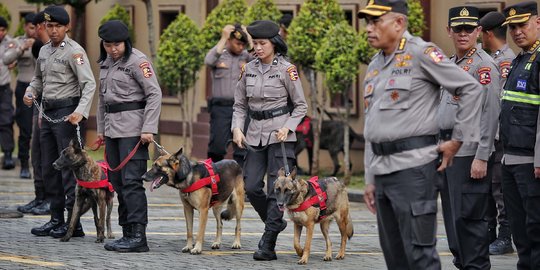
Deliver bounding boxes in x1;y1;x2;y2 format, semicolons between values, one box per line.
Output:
98;20;162;253
24;5;96;238
499;2;540;269
3;13;36;179
438;6;500;269
0;16;15;170
232;20;307;261
359;0;484;269
205;24;252;164
479;10;516;256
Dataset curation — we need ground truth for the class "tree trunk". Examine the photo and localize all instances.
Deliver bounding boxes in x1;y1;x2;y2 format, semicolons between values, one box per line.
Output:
343;85;351;185
142;0;157;61
305;67;320;175
179;91;188;155
187;73;197;158
71;2;89;45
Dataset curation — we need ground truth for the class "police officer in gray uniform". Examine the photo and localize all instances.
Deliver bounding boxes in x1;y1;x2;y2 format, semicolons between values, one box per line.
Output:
479;10;516;255
3;13;36;179
438;6;500;269
360;1;484;269
24;6;96;238
232;20;307;261
499;2;540;269
205;24;252;164
0;16;15;170
98;20;162;253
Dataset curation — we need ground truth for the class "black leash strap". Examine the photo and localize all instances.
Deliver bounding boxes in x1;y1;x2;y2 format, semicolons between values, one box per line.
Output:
280;141;290;176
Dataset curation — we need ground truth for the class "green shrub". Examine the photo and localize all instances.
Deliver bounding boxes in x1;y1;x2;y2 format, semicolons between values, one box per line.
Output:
100;4;135;42
201;0;247;52
244;0;282;25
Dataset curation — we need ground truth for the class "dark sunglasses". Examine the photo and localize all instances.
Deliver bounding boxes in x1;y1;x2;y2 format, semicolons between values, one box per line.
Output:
451;25;477;34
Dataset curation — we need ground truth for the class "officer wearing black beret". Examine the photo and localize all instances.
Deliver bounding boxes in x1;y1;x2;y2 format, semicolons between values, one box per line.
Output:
232;20;307;261
479;10;516;256
98;20;162;253
499;1;540;269
0;16;15;172
43;5;69;26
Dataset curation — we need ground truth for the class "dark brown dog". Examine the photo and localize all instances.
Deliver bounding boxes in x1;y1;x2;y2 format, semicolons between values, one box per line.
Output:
274;167;353;264
142;148;244;254
52;139;114;243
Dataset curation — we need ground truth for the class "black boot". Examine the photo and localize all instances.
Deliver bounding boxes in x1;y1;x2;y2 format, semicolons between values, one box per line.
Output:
31;217;63;236
253;230;279;261
49;222;85;238
19;159;31;179
258;220;287;249
2;152;14;170
490;226;514;255
114;223;149;252
17;199;42;213
31;201;50;215
105;225;132;251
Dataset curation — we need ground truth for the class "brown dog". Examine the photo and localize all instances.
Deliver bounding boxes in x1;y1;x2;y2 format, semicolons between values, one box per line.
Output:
274;167;353;264
142;148;244;254
52;140;114;243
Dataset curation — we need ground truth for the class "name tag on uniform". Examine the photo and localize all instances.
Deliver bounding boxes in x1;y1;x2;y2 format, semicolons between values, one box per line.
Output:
516;79;527;91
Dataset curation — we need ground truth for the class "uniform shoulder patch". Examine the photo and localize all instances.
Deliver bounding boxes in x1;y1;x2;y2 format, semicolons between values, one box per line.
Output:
238;63;246;81
287;65;299;81
499;61;511;78
139;62;153;78
478;67;492;85
72;53;85;65
424;47;444;63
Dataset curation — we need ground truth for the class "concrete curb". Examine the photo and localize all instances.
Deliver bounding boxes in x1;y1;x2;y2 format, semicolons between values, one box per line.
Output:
347;189;364;203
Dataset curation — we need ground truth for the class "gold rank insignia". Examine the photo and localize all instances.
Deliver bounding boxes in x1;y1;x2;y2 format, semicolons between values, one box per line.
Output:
403;54;412;60
460;8;469;17
44;13;51;21
467;58;474;65
139;62;153;78
287;66;299;81
462;65;470;71
233;31;242;40
509;8;516;16
72;53;84;65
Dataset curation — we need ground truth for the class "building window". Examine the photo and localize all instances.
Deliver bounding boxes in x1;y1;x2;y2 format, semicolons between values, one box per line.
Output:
159;5;185;36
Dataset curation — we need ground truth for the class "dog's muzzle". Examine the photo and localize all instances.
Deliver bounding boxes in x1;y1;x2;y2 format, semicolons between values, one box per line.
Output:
142;171;168;191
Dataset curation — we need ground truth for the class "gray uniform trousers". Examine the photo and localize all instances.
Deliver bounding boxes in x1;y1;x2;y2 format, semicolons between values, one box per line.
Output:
487;141;509;234
502;163;540;270
440;156;491;269
243;142;295;232
375;159;441;270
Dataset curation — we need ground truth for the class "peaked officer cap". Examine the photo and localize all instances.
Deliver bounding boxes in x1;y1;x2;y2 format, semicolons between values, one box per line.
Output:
357;0;408;18
479;11;506;31
43;6;70;26
99;20;129;42
247;20;280;39
502;1;538;25
449;6;479;27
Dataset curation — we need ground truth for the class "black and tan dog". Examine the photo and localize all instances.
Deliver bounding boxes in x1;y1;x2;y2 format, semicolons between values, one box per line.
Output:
274;167;353;264
142;148;244;254
52;140;114;243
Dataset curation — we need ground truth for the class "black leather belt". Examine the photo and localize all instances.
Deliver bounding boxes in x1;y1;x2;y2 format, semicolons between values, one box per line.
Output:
210;97;234;107
105;101;146;113
42;97;80;111
250;106;290;120
371;135;437;156
439;129;453;141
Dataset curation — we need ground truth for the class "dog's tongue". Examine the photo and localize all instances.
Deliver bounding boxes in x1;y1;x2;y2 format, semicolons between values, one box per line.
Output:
150;176;163;192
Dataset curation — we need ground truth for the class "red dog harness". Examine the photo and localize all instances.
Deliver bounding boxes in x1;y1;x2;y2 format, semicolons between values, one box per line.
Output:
76;161;114;192
290;176;328;220
181;159;220;205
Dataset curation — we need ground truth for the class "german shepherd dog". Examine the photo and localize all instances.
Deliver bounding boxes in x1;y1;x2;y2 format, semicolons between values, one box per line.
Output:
52;139;114;243
274;167;353;264
142;148;244;255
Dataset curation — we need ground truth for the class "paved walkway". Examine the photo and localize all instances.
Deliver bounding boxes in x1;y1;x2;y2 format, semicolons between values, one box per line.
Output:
0;167;518;269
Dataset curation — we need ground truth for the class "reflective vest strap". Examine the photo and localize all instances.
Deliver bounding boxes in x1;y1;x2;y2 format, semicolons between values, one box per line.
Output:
502;90;540;105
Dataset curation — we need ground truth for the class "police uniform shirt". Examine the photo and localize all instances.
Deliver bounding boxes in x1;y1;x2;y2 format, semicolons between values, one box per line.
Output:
28;36;96;118
205;45;252;99
491;44;516;89
0;35;13;85
2;34;36;82
232;55;308;146
97;48;162;138
363;31;483;184
438;45;501;160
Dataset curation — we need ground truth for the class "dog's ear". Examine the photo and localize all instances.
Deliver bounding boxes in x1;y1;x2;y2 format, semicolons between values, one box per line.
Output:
174;147;183;158
290;166;297;179
277;167;286;177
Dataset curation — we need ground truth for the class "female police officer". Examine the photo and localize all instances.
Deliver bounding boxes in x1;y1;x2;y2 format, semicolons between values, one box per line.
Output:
232;20;307;261
97;20;162;253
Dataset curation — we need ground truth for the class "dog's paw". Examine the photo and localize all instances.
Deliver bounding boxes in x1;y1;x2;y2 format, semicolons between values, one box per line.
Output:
190;247;202;255
59;237;70;242
211;242;221;249
231;242;241;249
335;252;345;260
107;234;115;239
297;257;308;265
181;246;192;253
323;255;332;261
294;248;303;257
95;238;104;243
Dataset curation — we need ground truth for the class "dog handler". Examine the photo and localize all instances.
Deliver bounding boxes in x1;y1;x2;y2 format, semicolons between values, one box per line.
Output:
360;0;484;268
232;20;307;261
97;20;161;253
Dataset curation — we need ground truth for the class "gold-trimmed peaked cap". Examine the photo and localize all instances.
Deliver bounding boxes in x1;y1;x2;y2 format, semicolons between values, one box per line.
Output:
502;1;537;25
449;6;479;27
357;0;408;18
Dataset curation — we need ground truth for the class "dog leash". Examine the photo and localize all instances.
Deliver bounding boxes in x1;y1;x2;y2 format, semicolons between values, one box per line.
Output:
280;141;290;177
236;130;277;153
152;139;170;155
104;140;142;172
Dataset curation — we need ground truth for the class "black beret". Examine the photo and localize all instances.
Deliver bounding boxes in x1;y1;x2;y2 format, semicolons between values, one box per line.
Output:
230;24;248;43
247;20;280;39
0;16;8;28
43;6;70;26
24;13;36;24
503;1;538;25
99;20;129;42
479;11;505;31
448;6;479;27
279;14;293;28
358;0;408;18
33;11;45;25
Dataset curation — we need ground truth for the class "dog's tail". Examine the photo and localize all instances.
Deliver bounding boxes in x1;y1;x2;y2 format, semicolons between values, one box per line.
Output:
346;214;354;239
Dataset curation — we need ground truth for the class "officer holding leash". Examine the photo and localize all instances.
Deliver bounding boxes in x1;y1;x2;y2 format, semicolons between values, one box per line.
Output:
97;20;162;253
232;20;307;261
